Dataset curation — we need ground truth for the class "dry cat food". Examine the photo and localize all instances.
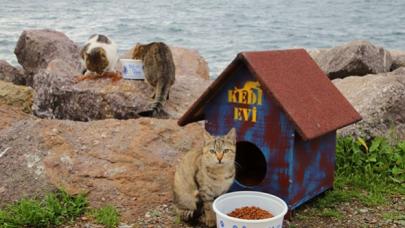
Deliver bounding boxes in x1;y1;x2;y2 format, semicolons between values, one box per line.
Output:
228;206;273;220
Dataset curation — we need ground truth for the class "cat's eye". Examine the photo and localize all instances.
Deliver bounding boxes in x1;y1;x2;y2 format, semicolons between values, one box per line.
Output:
209;149;215;153
223;149;232;153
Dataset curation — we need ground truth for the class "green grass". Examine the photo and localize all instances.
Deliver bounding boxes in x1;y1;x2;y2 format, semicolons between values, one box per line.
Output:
319;208;343;219
90;205;120;228
305;136;404;215
383;211;405;221
0;190;87;228
0;190;121;228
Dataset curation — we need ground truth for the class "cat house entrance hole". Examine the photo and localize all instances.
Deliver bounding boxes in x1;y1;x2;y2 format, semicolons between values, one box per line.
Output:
235;141;267;186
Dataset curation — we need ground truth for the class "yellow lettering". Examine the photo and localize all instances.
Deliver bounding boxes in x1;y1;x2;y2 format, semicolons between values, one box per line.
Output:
240;91;248;104
249;91;256;105
233;107;242;121
229;81;262;122
242;108;251;121
252;107;257;122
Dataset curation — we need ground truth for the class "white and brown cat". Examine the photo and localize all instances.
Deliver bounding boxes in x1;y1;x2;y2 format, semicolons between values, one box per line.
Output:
78;34;120;81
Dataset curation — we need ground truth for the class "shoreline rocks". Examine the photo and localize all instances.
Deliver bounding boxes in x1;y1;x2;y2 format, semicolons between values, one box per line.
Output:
0;80;33;113
0;60;26;85
5;29;212;121
335;67;405;140
171;46;210;80
389;50;405;71
0;104;204;221
32;58;210;121
313;40;392;79
14;29;82;86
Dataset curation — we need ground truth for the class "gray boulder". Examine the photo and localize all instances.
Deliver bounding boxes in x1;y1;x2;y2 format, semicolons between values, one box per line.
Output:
334;68;405;140
306;48;329;64
316;40;392;79
14;29;81;86
0;60;26;85
33;58;211;121
389;50;405;71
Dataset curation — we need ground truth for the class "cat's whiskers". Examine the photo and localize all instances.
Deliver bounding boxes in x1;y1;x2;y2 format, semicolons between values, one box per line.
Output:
234;161;242;169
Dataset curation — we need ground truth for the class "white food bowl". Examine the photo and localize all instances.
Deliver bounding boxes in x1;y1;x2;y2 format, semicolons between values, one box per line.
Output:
213;191;288;228
120;59;144;80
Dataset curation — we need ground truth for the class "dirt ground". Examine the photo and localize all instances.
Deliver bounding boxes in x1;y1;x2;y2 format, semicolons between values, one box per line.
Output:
132;196;404;228
65;193;404;228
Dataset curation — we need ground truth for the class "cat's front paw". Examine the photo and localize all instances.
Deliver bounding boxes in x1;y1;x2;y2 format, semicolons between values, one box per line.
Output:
201;211;216;227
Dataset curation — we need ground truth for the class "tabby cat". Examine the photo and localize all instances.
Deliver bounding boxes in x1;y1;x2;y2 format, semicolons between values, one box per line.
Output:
173;128;237;227
131;42;175;117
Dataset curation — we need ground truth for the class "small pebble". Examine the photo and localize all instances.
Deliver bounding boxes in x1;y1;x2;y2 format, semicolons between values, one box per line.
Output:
359;208;368;213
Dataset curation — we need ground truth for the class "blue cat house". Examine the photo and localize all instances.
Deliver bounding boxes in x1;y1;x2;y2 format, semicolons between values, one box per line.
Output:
178;49;361;210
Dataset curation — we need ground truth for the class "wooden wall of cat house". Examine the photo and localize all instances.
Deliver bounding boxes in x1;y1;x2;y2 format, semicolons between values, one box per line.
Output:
178;49;361;211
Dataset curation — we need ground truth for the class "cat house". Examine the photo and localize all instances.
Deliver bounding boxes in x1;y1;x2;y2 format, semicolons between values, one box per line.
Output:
178;49;361;210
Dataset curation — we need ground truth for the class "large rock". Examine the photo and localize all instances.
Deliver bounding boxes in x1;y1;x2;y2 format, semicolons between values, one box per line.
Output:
306;48;329;64
0;80;34;113
0;104;31;131
389;50;405;71
33;58;210;120
0;60;26;85
171;46;210;79
316;40;392;79
0;103;204;221
0;111;54;207
14;29;81;86
334;68;405;140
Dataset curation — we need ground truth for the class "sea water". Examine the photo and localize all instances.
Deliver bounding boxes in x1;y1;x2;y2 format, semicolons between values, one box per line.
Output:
0;0;404;77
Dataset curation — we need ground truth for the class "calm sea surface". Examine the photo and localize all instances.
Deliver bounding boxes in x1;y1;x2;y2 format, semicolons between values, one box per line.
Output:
1;0;404;77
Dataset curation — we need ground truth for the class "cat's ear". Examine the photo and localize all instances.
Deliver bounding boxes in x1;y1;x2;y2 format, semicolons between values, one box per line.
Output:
203;129;214;142
89;34;97;40
225;128;237;144
80;43;90;60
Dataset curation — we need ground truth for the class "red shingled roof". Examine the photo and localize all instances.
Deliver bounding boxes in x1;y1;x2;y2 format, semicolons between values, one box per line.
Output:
178;49;361;140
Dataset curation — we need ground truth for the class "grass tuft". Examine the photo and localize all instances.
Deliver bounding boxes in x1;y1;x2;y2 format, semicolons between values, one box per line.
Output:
0;190;87;228
319;208;343;219
90;205;120;228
